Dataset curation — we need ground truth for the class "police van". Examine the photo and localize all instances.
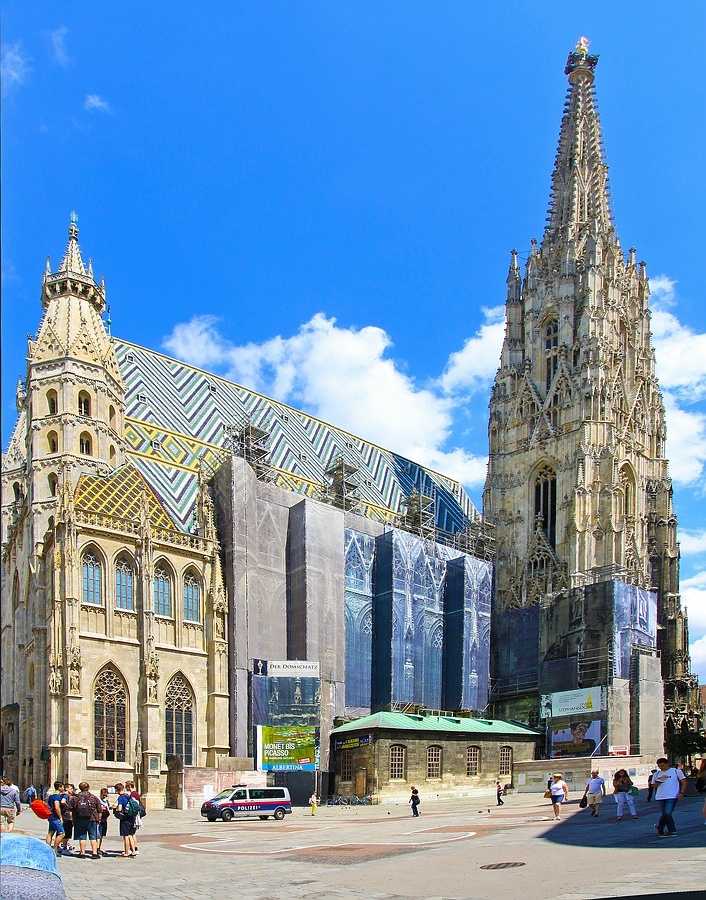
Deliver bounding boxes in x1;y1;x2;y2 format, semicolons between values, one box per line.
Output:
201;785;292;821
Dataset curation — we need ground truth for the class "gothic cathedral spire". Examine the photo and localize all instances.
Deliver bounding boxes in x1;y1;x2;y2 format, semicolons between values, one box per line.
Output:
485;41;700;735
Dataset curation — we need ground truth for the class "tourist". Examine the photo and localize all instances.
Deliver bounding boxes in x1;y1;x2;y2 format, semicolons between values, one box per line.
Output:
25;784;37;805
647;768;658;801
0;777;22;832
496;781;504;806
695;758;706;794
68;782;102;859
125;781;142;855
652;757;686;836
113;783;138;858
583;769;606;818
612;769;637;820
59;784;74;855
549;773;569;820
308;792;319;816
97;788;111;856
409;786;420;817
45;782;67;855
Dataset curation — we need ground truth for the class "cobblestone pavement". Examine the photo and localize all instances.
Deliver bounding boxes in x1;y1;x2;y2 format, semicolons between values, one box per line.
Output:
15;792;706;900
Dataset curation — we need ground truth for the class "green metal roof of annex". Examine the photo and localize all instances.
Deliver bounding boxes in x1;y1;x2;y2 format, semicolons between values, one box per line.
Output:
332;712;541;737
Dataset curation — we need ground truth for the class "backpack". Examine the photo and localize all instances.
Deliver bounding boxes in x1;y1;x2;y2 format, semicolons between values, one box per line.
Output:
29;799;53;820
124;796;141;818
75;793;95;819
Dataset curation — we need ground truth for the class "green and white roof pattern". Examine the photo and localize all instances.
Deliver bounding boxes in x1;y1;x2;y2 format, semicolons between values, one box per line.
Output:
116;340;479;533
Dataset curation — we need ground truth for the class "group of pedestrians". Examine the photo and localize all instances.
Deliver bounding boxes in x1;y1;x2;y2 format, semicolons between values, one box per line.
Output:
43;779;144;858
568;756;695;835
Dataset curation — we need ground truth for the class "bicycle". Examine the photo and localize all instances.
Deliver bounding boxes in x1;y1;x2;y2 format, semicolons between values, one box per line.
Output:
349;795;371;805
326;795;350;806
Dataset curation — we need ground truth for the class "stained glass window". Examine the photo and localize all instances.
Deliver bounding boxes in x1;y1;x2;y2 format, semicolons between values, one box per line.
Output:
183;572;200;622
82;551;102;605
154;564;171;617
94;669;127;762
165;675;193;766
115;557;134;610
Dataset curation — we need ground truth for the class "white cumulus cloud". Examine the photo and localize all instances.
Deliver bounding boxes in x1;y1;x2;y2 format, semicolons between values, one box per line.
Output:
439;305;505;395
163;313;488;488
688;634;706;680
48;26;69;67
662;392;706;488
85;94;111;113
679;530;706;556
1;42;32;94
682;571;706;636
648;274;677;310
652;310;706;403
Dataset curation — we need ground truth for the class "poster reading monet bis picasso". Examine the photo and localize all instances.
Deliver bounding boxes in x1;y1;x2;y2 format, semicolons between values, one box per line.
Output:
549;720;604;758
257;725;319;771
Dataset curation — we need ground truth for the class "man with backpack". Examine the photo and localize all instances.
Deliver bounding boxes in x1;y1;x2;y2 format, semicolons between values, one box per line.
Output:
113;783;140;858
125;780;144;856
68;783;102;859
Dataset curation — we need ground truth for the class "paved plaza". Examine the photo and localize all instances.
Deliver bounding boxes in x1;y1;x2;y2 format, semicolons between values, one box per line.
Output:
16;791;706;900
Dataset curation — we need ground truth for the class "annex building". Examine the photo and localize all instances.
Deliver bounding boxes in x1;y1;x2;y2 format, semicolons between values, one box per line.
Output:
1;41;701;806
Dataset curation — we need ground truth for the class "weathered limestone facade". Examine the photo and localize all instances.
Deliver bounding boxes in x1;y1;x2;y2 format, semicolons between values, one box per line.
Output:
484;42;700;732
1;223;230;804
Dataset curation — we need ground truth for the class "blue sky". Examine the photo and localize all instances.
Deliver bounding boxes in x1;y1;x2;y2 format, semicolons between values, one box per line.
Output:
3;2;706;678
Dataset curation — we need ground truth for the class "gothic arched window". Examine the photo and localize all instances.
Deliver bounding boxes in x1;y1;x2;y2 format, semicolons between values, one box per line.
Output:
183;571;200;622
165;674;194;766
47;390;58;415
78;391;91;417
79;432;92;455
534;463;557;548
115;556;134;611
154;564;172;617
47;431;59;454
545;319;559;390
94;668;127;762
82;550;102;605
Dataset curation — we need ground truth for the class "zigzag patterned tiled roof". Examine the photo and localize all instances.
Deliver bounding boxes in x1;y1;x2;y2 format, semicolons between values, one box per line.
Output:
116;340;478;533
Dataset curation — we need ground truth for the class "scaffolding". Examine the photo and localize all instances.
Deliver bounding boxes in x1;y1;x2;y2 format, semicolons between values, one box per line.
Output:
321;456;360;512
223;421;273;481
399;488;436;541
451;515;496;562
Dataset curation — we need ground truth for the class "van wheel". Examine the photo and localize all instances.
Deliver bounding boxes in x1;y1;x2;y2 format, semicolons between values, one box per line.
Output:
258;815;269;820
273;808;285;821
221;809;234;822
207;815;217;822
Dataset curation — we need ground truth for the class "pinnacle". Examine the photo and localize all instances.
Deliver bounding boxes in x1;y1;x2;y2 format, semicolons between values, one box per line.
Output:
57;216;87;277
543;41;613;248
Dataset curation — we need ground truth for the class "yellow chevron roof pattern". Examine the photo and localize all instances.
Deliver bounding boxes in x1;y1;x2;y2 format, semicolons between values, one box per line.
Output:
74;461;175;530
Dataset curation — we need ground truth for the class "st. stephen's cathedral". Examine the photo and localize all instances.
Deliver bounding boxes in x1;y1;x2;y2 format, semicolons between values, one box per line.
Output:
2;41;700;804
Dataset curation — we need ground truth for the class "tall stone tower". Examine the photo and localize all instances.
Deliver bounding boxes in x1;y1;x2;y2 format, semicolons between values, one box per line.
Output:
484;41;700;740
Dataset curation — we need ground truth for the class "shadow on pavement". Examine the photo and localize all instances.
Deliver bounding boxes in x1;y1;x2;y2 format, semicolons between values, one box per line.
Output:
537;794;705;849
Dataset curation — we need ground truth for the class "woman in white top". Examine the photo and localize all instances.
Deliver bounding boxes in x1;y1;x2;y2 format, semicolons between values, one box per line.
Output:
549;773;569;820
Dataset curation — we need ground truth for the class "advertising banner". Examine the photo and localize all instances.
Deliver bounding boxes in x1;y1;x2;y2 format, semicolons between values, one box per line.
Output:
549;720;604;758
549;687;606;717
333;734;372;751
256;725;319;771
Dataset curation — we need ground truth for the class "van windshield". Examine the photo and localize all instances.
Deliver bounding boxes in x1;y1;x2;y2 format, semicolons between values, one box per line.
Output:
211;789;234;801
